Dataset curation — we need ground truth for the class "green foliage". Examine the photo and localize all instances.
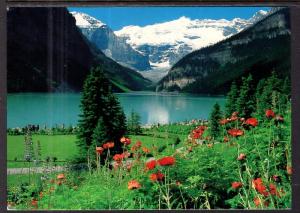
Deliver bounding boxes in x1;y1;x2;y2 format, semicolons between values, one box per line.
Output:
77;66;127;160
236;74;255;118
127;110;142;135
209;103;222;139
225;81;238;117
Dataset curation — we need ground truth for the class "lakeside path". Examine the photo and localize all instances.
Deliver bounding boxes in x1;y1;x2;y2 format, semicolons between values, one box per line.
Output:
7;166;66;175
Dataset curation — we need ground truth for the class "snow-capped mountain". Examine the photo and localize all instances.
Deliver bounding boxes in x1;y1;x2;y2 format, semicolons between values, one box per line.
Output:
71;12;151;71
70;9;269;74
115;9;269;70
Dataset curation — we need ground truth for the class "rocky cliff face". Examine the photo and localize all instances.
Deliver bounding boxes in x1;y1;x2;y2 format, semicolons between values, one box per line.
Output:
71;12;151;71
7;8;151;93
156;8;291;94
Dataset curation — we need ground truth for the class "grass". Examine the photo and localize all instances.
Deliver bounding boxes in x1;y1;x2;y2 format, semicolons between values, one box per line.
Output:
7;135;78;168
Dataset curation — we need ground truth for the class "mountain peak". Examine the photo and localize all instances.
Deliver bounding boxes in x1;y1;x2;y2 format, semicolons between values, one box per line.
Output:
70;11;106;28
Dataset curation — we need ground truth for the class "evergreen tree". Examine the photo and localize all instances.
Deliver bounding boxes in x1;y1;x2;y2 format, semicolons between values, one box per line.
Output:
127;110;142;135
225;81;238;117
77;66;126;160
236;74;255;118
209;103;222;139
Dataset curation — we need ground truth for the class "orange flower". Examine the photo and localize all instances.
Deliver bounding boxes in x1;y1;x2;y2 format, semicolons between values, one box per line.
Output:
135;141;142;148
253;197;269;207
287;166;292;175
145;160;157;170
122;151;131;159
150;171;164;182
265;109;275;118
113;154;124;163
157;156;175;166
96;147;104;155
245;118;258;127
219;119;229;125
223;136;229;143
207;143;213;148
237;153;246;161
252;178;269;196
120;137;131;145
231;181;243;189
228;129;244;137
142;147;150;153
128;180;141;190
57;173;65;180
103;142;114;149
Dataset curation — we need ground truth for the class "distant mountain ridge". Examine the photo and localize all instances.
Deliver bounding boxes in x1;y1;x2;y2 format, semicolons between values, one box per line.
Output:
7;8;151;93
156;8;290;94
71;12;151;71
70;9;269;72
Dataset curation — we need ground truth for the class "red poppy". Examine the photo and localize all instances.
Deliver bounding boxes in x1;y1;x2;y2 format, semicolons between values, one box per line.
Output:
219;119;229;125
245;118;258;127
57;173;65;180
252;178;269;196
265;109;275;118
157;156;175;166
113;154;124;163
272;175;281;183
96;147;104;155
231;181;243;189
145;160;157;170
31;199;38;208
237;153;246;161
253;197;269;207
103;142;114;149
269;183;280;197
128;180;141;190
120;137;131;145
228;129;244;137
149;171;164;182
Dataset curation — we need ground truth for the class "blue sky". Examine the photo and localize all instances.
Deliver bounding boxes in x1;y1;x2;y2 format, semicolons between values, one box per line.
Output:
68;7;271;31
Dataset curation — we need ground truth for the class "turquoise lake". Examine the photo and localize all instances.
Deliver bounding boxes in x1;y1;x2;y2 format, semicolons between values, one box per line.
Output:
7;92;226;128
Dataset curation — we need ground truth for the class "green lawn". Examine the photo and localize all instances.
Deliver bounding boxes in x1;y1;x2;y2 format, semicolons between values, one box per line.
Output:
7;135;78;168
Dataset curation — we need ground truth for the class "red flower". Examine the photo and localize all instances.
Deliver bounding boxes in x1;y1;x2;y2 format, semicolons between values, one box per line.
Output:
145;160;157;170
230;112;239;121
128;180;141;190
228;129;244;137
122;151;131;159
237;153;246;161
96;147;104;155
245;118;258;127
269;183;280;197
120;137;131;145
253;197;269;207
272;175;281;183
150;171;164;182
275;115;284;123
231;181;243;189
103;142;114;149
135;141;142;148
219;119;229;125
157;156;175;166
31;199;38;208
265;109;275;118
252;178;269;196
113;154;124;163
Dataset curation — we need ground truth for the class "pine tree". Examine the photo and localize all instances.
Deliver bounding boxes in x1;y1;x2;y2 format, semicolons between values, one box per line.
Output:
209;103;222;139
236;74;255;118
225;81;238;117
127;110;142;135
77;66;126;160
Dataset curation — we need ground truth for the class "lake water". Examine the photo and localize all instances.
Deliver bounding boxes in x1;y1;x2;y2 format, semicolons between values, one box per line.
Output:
7;92;226;128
